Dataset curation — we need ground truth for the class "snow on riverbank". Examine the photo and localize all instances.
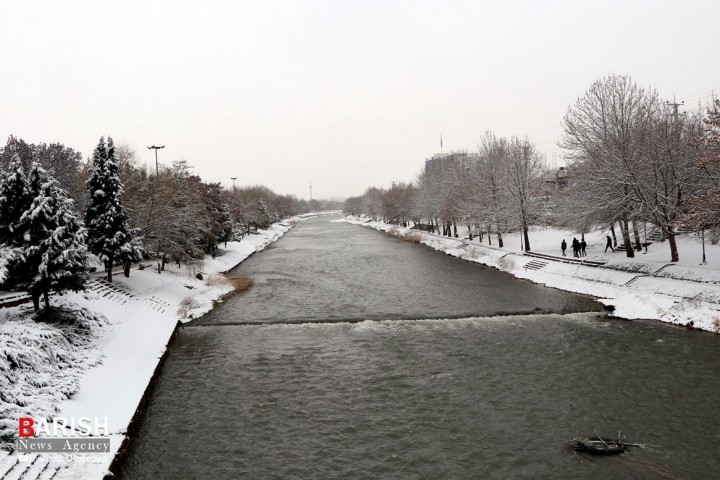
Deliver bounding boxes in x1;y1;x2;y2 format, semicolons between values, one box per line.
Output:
0;219;300;479
344;216;720;333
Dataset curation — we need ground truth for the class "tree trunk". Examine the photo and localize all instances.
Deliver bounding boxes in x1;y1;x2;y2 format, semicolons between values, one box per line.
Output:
666;229;679;262
43;291;50;310
32;293;40;312
497;232;503;248
633;221;643;251
123;261;131;277
487;225;492;246
107;253;114;282
453;222;457;238
610;223;618;247
522;219;531;252
620;218;635;258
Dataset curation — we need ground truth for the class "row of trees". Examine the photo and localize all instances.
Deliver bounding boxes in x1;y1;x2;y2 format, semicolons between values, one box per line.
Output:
0;135;338;310
345;135;548;251
346;75;720;261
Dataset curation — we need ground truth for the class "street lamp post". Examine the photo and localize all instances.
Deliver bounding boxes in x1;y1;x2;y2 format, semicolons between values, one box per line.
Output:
147;145;165;177
231;177;237;192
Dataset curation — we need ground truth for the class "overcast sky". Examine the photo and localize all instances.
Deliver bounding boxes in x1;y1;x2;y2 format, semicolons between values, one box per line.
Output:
2;0;718;200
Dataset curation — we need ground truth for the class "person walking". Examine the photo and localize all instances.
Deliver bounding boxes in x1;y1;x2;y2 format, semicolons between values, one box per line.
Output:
572;237;579;257
580;239;587;256
604;235;615;253
561;239;567;256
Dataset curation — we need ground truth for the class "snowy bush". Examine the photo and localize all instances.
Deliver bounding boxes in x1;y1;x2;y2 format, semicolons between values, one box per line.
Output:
177;297;201;318
0;301;107;443
498;256;515;270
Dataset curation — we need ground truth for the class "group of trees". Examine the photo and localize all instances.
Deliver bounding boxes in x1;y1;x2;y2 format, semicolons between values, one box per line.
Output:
346;75;720;261
561;75;716;262
346;136;549;251
0;135;333;311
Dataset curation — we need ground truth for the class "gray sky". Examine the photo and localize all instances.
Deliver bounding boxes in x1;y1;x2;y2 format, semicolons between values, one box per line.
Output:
2;0;718;200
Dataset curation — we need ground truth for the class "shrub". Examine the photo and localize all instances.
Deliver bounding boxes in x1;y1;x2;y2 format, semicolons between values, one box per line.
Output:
402;232;422;243
177;296;201;317
388;227;400;236
498;256;515;270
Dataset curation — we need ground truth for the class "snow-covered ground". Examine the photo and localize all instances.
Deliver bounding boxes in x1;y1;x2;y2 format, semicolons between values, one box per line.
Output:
344;216;720;333
0;219;301;480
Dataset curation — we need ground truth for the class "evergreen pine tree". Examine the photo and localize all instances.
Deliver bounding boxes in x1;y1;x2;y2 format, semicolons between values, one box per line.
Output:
85;137;143;282
218;202;234;246
15;163;88;310
0;158;33;289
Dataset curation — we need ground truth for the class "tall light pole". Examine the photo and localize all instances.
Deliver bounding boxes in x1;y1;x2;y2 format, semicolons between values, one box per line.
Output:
231;177;237;192
147;145;165;177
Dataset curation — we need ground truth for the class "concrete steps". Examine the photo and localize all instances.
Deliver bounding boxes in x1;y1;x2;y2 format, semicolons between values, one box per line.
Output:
524;251;605;267
86;278;135;304
0;454;64;480
524;259;549;271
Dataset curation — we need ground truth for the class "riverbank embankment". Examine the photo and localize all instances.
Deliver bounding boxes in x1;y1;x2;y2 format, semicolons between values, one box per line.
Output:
0;218;304;479
344;216;720;333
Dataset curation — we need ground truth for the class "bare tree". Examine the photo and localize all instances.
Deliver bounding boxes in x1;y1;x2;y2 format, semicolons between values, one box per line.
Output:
680;99;720;240
502;137;545;251
561;75;659;258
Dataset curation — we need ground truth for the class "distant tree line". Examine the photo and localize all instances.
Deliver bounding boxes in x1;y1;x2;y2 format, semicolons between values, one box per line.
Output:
0;135;340;310
345;75;720;261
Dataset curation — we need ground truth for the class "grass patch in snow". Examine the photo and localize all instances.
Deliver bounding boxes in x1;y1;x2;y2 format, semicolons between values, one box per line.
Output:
227;276;253;292
205;274;254;293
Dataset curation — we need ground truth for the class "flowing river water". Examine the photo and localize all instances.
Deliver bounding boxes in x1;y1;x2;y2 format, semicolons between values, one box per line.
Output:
117;216;720;479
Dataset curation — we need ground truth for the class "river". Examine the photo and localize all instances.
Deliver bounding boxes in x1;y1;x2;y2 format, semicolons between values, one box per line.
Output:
117;216;720;479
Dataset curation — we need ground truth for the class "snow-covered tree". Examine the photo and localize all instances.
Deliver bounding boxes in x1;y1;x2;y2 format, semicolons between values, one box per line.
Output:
85;137;143;282
0;162;88;310
17;163;88;310
681;99;720;240
0;136;85;208
561;75;659;258
0;159;32;246
0;159;33;289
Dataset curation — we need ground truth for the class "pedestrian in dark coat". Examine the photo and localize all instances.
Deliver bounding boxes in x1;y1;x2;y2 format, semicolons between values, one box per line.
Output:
580;239;587;256
572;237;579;257
604;235;615;253
561;239;567;256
